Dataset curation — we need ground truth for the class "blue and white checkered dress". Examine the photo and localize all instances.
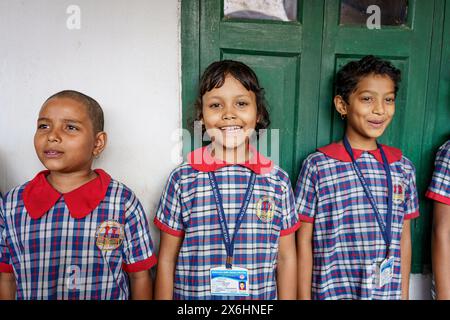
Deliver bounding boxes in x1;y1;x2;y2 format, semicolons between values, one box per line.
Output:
426;140;450;205
155;162;299;300
426;140;450;299
0;173;156;300
295;144;419;300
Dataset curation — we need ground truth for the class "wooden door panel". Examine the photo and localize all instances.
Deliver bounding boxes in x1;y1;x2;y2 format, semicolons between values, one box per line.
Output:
220;22;303;53
435;0;450;140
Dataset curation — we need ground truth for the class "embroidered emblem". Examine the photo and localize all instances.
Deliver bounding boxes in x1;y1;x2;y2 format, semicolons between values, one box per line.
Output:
95;220;125;251
256;196;275;223
393;181;405;204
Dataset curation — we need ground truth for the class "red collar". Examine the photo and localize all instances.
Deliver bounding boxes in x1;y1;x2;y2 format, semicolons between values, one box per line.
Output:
23;169;111;220
187;145;274;175
317;142;402;164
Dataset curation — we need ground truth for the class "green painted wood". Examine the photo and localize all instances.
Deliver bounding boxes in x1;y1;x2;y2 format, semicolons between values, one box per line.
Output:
417;0;450;273
181;0;200;156
219;22;303;53
411;0;446;274
181;0;450;273
293;1;325;182
435;0;450;142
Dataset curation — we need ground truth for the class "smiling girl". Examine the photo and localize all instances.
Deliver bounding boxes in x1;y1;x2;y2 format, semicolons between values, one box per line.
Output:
295;56;419;300
154;60;299;300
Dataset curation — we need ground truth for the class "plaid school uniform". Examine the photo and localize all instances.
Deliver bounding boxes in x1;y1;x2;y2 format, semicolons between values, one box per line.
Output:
154;145;300;300
426;140;450;299
426;140;450;205
295;143;419;300
0;169;156;300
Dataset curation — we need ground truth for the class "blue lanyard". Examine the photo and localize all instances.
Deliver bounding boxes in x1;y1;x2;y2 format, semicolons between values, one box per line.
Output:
343;136;393;254
208;171;256;269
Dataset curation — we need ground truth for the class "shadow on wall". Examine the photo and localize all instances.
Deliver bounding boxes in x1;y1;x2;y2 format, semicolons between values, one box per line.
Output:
0;148;5;195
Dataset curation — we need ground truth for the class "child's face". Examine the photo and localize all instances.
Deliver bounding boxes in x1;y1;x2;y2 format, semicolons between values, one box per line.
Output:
34;97;103;174
202;74;258;151
338;74;396;143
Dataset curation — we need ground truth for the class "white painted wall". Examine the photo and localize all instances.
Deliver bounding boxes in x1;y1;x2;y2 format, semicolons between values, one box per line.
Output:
0;0;181;248
0;0;433;300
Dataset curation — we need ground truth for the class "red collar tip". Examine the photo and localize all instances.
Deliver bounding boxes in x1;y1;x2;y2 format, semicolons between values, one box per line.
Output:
68;211;92;219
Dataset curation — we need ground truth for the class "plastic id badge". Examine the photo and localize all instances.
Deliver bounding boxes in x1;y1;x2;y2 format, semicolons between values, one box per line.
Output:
210;267;249;296
374;256;394;288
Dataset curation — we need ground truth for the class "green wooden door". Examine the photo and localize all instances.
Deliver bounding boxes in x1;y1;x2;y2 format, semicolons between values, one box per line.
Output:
181;0;450;273
436;0;450;143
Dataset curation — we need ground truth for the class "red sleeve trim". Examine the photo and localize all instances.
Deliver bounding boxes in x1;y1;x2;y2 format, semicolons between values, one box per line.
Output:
153;217;185;237
299;214;314;223
280;220;301;236
405;210;420;220
0;263;13;273
122;254;157;273
426;191;450;206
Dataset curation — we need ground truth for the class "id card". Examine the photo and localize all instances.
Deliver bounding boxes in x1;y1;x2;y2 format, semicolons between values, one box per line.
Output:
210;267;249;296
374;256;394;288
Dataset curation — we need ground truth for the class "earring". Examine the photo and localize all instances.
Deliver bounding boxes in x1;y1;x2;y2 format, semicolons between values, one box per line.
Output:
340;113;347;120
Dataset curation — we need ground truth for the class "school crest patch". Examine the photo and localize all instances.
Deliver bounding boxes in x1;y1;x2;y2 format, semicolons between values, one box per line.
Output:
256;196;275;223
393;181;405;204
95;220;125;251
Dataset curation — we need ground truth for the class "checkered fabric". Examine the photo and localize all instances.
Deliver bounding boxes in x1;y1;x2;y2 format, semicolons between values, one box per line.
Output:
0;178;156;300
426;140;450;205
0;195;9;273
295;149;419;300
154;163;300;300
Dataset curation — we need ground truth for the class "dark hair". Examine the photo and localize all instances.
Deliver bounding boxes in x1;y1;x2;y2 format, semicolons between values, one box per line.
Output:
194;60;270;132
335;55;402;103
44;90;104;134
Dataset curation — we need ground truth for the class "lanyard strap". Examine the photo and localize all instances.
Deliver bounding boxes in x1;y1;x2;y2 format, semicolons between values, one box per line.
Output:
208;171;256;269
343;136;393;253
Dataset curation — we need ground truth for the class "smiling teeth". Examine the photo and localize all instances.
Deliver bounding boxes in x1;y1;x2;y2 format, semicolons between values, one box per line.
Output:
221;126;242;131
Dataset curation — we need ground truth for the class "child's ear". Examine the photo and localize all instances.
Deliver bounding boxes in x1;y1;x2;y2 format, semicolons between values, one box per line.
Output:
334;95;348;119
93;132;107;157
